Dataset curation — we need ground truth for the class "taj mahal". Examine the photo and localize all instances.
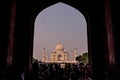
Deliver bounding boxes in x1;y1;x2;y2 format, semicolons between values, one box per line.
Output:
42;42;78;64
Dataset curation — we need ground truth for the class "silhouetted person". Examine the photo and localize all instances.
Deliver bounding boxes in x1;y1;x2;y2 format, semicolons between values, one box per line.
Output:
78;63;85;80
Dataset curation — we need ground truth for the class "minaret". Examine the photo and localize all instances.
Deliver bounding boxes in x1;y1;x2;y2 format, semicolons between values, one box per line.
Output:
42;48;45;62
46;50;49;61
74;48;77;61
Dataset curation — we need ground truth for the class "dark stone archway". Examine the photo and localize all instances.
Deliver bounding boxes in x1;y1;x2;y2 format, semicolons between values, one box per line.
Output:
0;0;119;80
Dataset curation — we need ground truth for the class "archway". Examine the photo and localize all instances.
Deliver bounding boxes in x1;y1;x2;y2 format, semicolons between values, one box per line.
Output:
3;0;116;80
33;2;88;63
29;1;105;80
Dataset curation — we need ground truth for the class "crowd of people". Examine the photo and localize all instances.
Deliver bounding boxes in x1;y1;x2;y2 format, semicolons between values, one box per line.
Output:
0;61;92;80
27;61;92;80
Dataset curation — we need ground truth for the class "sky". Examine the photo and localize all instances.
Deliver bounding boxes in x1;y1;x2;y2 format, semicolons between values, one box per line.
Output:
33;2;88;61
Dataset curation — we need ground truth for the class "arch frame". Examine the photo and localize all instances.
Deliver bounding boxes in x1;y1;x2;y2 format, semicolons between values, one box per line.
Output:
30;0;92;72
8;0;116;80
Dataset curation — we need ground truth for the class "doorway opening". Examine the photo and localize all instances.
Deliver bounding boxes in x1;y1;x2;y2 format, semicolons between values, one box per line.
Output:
33;2;90;80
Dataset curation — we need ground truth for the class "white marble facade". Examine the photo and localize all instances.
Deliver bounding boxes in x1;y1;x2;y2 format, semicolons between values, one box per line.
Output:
42;42;77;63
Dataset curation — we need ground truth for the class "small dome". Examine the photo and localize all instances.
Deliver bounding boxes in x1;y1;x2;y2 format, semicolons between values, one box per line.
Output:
55;42;64;50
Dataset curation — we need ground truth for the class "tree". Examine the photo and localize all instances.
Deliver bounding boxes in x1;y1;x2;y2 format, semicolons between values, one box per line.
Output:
32;57;38;63
76;55;82;61
76;52;88;64
80;52;88;64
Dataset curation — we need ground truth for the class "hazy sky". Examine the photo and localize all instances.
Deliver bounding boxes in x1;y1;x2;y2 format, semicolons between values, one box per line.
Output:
33;3;88;60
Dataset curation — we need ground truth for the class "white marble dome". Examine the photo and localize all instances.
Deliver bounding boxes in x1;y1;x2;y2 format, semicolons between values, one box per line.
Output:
55;42;64;50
